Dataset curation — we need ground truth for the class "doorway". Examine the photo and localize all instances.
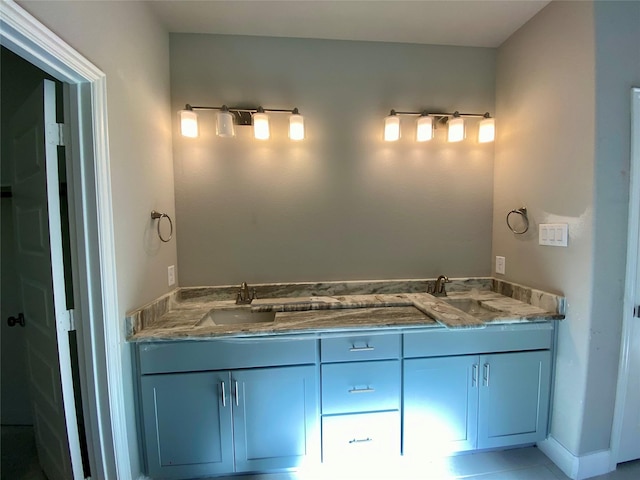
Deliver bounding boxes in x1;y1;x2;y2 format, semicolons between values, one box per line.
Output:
0;46;89;479
611;88;640;466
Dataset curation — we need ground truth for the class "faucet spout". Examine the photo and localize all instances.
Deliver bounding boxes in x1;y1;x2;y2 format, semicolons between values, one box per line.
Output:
236;282;256;304
428;275;450;297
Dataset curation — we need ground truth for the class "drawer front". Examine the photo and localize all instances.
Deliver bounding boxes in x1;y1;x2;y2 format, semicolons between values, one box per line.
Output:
321;360;400;414
403;323;554;358
321;333;401;363
322;411;400;463
138;338;318;374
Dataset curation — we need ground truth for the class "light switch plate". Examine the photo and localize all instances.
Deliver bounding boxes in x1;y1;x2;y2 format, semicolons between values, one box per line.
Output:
496;256;506;275
539;223;568;247
168;265;176;286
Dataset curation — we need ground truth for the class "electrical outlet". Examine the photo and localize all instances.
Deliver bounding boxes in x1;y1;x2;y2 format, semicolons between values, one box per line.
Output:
496;256;506;275
168;265;176;286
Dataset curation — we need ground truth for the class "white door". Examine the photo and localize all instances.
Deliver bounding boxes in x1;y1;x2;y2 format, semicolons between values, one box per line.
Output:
617;88;640;463
10;79;84;480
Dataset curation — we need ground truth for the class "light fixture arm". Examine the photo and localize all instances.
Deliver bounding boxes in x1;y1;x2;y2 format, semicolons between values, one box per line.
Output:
390;109;489;120
184;103;299;114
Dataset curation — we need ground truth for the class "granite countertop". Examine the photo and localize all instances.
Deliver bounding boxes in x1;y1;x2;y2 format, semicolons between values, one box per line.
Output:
126;278;565;342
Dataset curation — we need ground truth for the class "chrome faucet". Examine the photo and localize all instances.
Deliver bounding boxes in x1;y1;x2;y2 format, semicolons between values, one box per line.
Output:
236;282;257;305
427;275;450;297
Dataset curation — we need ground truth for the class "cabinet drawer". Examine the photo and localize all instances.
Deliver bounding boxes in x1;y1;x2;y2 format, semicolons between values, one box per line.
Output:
322;411;400;463
321;360;400;414
321;333;401;363
138;338;317;374
403;323;553;358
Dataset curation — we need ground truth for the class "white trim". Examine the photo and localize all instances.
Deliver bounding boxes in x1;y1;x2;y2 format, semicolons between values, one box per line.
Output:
1;1;129;479
610;87;640;468
538;437;613;480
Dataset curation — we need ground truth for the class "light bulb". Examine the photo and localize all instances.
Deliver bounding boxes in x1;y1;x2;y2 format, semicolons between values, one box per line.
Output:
384;111;400;142
448;114;465;142
289;109;304;141
478;116;495;143
416;114;433;142
179;109;198;138
253;108;270;140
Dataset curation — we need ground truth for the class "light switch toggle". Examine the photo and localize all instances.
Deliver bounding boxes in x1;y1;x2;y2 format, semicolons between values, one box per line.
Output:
539;223;568;247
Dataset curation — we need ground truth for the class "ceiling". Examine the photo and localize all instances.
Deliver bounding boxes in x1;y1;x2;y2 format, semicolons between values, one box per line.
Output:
147;0;551;48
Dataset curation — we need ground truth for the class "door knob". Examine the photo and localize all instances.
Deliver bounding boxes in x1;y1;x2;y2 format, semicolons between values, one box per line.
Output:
7;313;25;327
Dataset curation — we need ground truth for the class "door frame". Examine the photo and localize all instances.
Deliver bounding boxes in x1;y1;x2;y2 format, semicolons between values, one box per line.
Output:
1;1;127;479
610;87;640;468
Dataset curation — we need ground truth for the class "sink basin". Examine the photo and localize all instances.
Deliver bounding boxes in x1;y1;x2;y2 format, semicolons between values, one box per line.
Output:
197;309;276;327
441;298;502;319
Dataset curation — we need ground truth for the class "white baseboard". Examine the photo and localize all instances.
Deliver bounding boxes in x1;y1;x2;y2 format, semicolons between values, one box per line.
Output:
538;436;614;480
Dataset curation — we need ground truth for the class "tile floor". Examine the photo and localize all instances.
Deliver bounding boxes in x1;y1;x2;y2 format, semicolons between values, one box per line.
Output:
2;425;639;480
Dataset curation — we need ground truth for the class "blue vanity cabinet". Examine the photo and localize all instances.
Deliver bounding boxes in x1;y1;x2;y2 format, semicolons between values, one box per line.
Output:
403;355;479;455
140;371;234;479
319;333;402;463
137;338;319;479
402;323;554;455
477;350;551;449
232;365;319;473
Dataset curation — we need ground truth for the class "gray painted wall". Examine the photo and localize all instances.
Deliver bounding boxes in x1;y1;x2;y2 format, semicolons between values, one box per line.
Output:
17;1;176;478
585;0;640;455
171;34;496;286
495;0;640;457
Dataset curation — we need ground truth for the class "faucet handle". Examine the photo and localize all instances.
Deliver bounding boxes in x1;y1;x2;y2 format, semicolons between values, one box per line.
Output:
251;288;257;300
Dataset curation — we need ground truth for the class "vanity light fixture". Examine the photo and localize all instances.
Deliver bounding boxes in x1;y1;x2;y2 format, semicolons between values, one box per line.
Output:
179;107;199;138
289;108;305;141
447;112;465;143
384;110;401;142
178;103;304;140
416;112;434;142
478;113;496;143
216;105;235;138
383;109;494;143
252;107;270;140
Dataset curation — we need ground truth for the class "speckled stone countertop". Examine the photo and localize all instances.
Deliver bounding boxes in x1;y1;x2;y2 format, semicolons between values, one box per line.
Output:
126;278;565;342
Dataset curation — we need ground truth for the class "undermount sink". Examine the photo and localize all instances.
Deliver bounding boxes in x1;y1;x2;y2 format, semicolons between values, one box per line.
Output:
197;309;276;327
441;298;502;319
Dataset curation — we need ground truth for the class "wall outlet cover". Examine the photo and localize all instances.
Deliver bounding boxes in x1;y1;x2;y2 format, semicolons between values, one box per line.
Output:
539;223;569;247
168;265;176;286
496;256;506;275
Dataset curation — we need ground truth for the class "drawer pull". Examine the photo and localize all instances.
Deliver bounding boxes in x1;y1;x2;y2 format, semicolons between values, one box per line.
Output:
221;381;226;407
472;364;478;388
348;387;375;394
349;437;372;444
349;345;374;352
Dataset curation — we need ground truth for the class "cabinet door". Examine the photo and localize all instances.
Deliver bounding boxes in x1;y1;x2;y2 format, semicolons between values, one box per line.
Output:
403;356;479;455
478;350;551;449
140;371;233;479
233;365;319;472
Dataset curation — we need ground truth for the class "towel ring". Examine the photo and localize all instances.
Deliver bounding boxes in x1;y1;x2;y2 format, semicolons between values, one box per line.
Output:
151;210;173;243
506;207;529;234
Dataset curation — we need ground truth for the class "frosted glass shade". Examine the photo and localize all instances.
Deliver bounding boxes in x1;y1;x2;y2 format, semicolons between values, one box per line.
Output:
289;113;305;141
384;115;400;142
478;117;495;143
416;115;434;142
448;116;465;142
216;110;235;137
253;112;270;140
179;110;198;138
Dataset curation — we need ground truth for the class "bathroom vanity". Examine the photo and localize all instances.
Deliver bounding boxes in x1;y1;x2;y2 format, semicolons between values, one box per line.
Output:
128;278;563;479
